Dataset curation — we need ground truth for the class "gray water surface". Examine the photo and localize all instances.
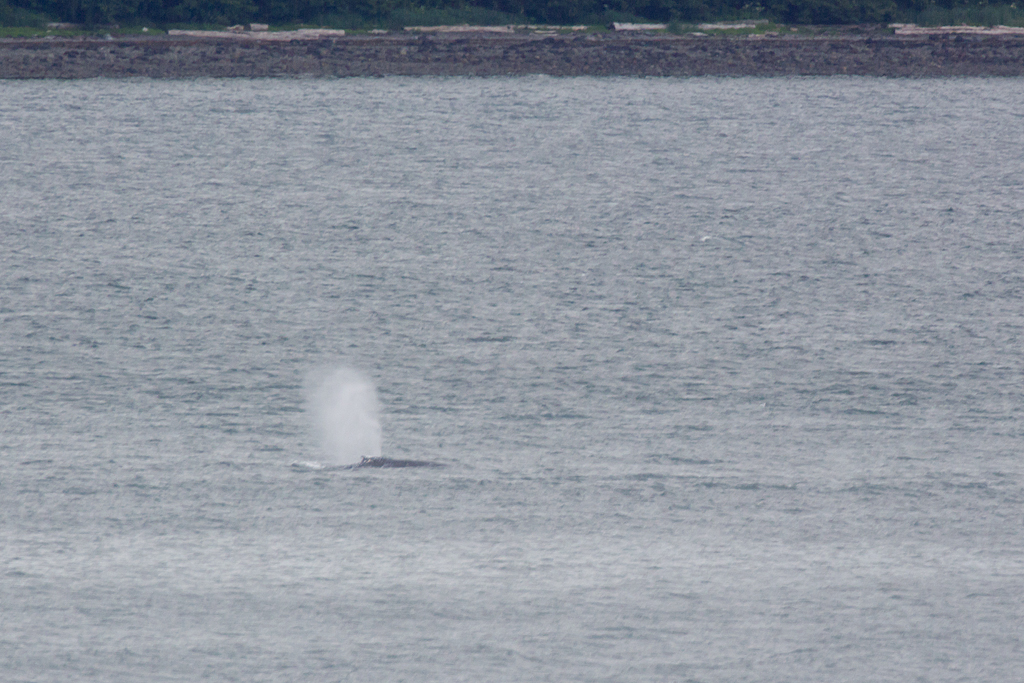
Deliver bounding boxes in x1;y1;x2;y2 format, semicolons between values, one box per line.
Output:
2;77;1023;682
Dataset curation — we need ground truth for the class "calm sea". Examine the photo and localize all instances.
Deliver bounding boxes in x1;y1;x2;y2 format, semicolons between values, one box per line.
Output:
1;77;1023;682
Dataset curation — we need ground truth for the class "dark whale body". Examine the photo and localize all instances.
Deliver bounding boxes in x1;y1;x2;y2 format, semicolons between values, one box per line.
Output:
352;457;445;469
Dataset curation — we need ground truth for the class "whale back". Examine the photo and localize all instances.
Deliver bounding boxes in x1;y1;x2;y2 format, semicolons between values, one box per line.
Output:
355;457;444;468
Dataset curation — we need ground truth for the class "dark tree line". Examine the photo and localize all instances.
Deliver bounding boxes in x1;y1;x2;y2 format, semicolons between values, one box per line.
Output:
2;0;1021;27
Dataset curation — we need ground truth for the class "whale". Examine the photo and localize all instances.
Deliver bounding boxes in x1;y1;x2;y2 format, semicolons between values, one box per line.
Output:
350;457;445;469
290;457;445;471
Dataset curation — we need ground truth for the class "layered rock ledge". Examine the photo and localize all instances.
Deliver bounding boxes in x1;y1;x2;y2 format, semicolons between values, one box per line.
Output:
3;32;1024;79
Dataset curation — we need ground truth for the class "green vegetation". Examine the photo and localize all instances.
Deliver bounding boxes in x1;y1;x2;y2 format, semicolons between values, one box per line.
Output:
2;0;1022;31
907;3;1024;25
1;0;45;26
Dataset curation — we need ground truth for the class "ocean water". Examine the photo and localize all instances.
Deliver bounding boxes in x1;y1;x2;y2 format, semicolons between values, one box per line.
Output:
1;76;1023;682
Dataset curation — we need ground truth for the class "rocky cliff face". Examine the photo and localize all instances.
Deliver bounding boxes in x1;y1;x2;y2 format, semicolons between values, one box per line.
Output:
3;33;1024;79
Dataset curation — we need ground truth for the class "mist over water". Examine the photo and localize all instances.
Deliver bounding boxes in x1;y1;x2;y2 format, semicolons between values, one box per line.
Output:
306;367;382;466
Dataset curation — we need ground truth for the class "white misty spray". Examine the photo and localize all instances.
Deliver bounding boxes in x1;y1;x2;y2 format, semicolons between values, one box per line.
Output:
307;367;382;466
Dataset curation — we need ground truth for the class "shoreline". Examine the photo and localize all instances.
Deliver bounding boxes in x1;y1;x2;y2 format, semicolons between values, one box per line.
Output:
3;33;1024;79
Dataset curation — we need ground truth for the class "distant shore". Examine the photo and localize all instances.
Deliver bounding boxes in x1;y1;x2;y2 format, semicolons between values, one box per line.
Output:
3;32;1024;79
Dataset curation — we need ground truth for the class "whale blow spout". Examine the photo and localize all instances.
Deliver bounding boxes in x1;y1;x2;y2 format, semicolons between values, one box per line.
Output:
307;366;382;467
354;457;445;469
